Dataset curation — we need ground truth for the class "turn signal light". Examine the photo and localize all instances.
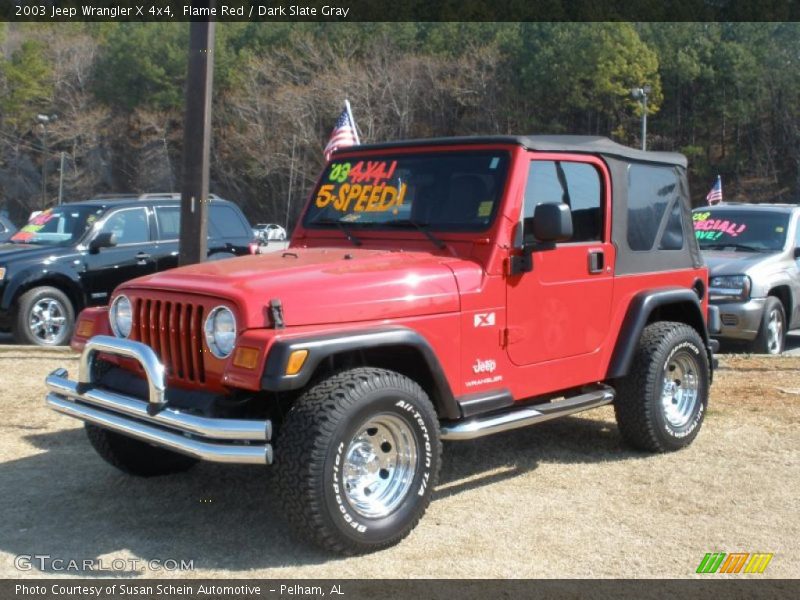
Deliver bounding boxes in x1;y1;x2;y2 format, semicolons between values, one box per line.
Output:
76;319;94;338
285;349;309;375
233;346;260;370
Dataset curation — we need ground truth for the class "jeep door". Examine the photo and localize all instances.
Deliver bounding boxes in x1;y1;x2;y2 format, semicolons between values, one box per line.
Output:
506;155;615;366
82;206;157;304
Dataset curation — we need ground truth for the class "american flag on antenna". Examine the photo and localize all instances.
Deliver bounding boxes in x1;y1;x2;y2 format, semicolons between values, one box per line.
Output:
323;101;359;162
706;175;723;205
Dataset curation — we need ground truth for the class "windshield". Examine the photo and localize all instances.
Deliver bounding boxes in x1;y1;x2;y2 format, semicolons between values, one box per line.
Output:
10;206;105;246
693;209;790;252
303;151;510;232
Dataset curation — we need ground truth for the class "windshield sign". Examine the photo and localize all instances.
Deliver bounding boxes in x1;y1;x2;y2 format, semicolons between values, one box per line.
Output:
693;209;789;251
10;206;104;246
304;152;510;232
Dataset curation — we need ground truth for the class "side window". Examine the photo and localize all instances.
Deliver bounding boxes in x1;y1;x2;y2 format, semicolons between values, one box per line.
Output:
155;206;181;240
524;160;602;242
659;201;685;250
99;208;149;245
210;205;250;239
627;164;683;251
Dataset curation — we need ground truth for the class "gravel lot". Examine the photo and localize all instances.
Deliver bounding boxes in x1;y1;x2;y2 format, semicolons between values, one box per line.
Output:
0;348;797;579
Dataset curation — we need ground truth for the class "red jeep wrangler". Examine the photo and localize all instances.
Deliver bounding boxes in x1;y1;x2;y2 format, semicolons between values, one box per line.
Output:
46;136;717;554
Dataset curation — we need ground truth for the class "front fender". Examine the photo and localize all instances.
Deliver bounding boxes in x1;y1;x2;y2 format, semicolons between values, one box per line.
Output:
261;326;459;419
1;266;84;312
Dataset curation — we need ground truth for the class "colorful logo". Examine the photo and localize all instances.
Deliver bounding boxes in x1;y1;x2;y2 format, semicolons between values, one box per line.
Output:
696;552;773;574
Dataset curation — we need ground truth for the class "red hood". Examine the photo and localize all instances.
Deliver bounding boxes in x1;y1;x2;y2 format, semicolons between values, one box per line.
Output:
118;248;464;329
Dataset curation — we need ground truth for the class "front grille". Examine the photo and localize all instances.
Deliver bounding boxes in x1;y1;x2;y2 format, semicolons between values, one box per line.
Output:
132;298;206;383
721;313;739;327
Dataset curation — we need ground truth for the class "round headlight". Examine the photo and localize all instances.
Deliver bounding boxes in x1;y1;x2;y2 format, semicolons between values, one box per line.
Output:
109;295;132;338
204;306;236;358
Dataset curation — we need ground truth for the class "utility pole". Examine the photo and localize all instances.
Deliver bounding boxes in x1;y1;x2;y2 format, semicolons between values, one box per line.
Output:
631;86;651;151
58;152;65;204
286;135;296;232
179;11;215;266
36;114;54;209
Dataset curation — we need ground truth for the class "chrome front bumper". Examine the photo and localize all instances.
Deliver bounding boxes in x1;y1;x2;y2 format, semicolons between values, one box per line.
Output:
45;335;273;465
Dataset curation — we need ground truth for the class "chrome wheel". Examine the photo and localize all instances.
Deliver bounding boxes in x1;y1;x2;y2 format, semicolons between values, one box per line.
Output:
342;413;418;519
765;308;784;354
661;350;699;428
28;297;67;344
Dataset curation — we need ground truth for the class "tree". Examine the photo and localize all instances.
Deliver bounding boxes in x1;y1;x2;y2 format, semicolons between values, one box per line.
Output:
504;23;661;142
0;39;53;129
93;23;188;111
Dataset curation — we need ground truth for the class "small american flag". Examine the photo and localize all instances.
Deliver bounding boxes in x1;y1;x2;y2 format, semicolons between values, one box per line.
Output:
323;103;359;162
706;175;723;205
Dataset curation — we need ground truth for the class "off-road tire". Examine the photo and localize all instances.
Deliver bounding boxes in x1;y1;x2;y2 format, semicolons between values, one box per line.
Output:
85;424;197;477
13;286;75;346
614;321;709;452
275;367;442;555
751;297;786;355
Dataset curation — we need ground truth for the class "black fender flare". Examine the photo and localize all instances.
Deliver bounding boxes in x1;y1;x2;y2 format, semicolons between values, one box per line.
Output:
1;267;84;313
606;288;711;380
261;326;459;419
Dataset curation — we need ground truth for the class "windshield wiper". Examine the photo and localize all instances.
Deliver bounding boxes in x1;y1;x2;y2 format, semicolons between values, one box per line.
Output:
385;219;446;250
703;242;764;252
313;217;362;247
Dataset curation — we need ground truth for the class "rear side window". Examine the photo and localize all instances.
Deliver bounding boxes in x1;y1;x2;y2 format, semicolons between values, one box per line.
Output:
524;160;602;242
155;206;181;240
627;164;683;251
210;205;250;239
659;202;685;250
156;204;251;240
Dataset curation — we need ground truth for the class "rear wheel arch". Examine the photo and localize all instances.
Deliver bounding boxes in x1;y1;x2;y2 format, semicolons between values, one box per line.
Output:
607;288;708;379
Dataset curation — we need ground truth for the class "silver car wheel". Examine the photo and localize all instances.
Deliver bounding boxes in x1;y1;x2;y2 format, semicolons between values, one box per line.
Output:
28;297;67;344
661;350;700;428
343;413;418;519
765;307;784;354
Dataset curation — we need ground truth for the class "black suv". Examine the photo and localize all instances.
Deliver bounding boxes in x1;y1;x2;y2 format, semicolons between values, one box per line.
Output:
0;194;254;346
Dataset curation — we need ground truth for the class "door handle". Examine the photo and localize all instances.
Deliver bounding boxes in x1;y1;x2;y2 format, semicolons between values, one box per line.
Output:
136;252;151;262
588;250;604;274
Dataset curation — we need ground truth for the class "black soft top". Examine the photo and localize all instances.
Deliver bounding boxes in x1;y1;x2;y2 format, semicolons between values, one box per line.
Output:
347;135;687;168
344;134;698;276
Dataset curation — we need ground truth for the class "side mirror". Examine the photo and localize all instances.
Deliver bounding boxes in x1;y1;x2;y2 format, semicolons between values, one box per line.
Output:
530;203;573;243
89;232;117;253
509;204;573;275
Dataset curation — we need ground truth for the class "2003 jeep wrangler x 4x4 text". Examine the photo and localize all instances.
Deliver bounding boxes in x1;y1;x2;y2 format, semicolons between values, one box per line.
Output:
46;136;718;554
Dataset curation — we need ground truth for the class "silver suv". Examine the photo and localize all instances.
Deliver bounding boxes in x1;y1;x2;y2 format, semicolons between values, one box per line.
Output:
693;204;800;354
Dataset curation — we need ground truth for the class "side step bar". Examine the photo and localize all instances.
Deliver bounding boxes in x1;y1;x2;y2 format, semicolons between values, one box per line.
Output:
440;386;614;441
